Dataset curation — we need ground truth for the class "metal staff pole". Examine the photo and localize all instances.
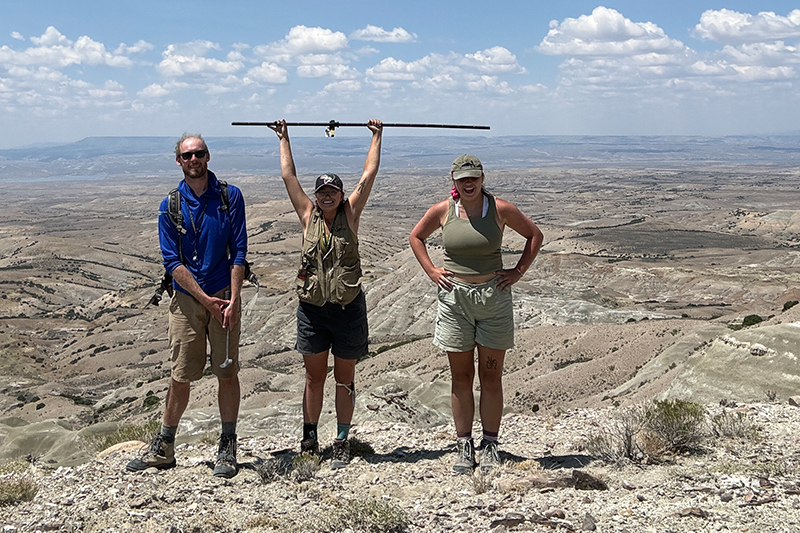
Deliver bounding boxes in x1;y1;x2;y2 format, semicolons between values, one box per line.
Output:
231;120;490;137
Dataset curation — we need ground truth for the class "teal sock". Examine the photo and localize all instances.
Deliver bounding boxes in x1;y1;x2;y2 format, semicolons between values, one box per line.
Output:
336;423;350;441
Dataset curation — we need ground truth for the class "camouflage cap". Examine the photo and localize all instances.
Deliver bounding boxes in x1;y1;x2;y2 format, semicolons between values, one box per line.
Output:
451;154;483;179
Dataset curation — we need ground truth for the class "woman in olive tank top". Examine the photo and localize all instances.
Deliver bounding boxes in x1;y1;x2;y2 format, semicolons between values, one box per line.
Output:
409;154;543;474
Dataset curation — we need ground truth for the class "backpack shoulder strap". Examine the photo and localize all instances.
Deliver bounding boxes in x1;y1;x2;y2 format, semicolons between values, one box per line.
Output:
218;180;229;212
167;188;186;235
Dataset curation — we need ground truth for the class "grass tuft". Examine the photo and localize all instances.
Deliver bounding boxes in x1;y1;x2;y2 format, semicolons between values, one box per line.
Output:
84;419;160;454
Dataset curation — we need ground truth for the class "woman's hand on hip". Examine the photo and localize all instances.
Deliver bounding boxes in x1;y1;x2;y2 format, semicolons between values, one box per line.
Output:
428;267;455;291
494;268;522;292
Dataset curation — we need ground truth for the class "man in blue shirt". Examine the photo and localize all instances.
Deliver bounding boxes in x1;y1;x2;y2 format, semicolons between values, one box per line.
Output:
126;133;247;478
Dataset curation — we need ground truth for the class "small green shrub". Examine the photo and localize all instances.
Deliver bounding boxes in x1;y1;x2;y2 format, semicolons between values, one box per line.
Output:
783;300;799;312
0;478;37;506
742;314;763;328
585;404;647;463
257;456;290;483
587;400;708;463
313;497;410;533
142;394;160;409
292;452;322;482
711;410;760;441
643;399;707;454
0;461;37;506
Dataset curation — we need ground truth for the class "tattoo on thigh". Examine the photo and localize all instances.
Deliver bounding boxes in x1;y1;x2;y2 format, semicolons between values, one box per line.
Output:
486;356;497;370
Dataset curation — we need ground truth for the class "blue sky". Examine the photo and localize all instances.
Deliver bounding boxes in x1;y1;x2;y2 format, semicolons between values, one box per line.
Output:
0;1;798;148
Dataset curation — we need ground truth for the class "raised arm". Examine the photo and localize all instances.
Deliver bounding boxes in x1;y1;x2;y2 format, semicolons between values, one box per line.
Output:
269;120;314;229
493;198;544;292
409;200;454;290
346;119;383;232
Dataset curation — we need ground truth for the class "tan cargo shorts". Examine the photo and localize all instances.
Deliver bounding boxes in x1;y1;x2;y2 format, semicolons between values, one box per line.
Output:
168;287;240;382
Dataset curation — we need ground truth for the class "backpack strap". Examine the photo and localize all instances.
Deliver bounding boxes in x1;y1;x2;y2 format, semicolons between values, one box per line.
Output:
167;188;187;264
218;180;229;212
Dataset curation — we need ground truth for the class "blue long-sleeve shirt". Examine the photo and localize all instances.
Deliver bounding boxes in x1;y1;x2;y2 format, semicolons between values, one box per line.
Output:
159;171;247;296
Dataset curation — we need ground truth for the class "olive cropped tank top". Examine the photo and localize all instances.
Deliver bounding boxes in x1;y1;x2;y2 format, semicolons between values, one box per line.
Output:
442;193;503;275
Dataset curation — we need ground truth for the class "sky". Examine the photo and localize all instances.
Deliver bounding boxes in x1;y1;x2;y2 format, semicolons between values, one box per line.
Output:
1;0;799;148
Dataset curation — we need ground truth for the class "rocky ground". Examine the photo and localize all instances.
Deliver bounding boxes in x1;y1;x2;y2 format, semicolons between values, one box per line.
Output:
3;401;800;532
5;165;800;531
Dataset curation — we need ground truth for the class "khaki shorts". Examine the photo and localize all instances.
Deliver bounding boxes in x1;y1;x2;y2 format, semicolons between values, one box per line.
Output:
169;288;240;382
433;278;514;352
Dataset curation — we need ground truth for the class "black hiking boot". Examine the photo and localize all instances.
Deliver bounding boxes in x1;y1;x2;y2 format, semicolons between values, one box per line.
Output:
213;433;238;478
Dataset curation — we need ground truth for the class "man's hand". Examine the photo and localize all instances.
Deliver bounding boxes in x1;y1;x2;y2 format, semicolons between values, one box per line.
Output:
222;294;240;330
204;295;228;325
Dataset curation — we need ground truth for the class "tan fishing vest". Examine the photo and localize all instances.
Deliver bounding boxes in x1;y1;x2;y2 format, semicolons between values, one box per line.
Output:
296;202;362;307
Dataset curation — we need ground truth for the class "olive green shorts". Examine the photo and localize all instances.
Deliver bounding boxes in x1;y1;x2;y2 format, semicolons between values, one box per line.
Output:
433;278;514;352
168;288;240;382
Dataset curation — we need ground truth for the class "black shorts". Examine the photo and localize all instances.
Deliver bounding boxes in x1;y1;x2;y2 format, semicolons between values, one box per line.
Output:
295;290;368;360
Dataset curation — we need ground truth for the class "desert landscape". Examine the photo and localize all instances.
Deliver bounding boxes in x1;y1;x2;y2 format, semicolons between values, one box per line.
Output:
2;135;800;531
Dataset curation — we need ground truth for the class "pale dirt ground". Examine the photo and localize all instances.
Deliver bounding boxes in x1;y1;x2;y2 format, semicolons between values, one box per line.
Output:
3;166;800;530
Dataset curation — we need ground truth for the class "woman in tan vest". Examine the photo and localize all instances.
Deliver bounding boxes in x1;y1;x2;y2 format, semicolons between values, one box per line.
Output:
409;154;543;474
269;119;382;469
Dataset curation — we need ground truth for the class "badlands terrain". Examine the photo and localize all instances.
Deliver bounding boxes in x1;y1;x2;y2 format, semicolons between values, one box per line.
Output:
3;141;800;530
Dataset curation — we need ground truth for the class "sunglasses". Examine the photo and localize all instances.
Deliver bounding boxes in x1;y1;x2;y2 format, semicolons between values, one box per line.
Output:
179;149;207;161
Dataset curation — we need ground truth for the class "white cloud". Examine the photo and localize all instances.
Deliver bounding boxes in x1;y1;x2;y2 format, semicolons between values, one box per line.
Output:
350;25;416;43
466;75;514;94
114;40;154;55
462;46;526;74
254;25;348;62
366;57;427;81
11;32;23;41
138;83;169;98
297;63;358;79
246;62;288;83
538;7;685;57
694;9;800;44
720;42;800;66
323;79;362;92
0;26;137;68
30;26;70;47
157;41;243;76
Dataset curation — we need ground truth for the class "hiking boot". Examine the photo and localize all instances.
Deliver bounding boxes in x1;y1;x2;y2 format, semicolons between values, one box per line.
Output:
125;434;176;472
480;439;501;471
453;437;476;474
300;437;319;455
213;433;238;478
330;439;350;470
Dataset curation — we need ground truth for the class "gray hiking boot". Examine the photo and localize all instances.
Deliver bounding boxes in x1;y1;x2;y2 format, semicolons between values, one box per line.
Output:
331;439;350;470
480;440;501;471
453;437;476;474
125;434;176;472
213;433;238;478
300;437;319;455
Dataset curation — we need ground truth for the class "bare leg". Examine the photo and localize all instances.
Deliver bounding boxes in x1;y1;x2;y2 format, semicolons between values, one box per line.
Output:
476;344;506;434
303;351;329;423
333;356;357;425
217;376;240;424
163;378;191;427
447;350;476;435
